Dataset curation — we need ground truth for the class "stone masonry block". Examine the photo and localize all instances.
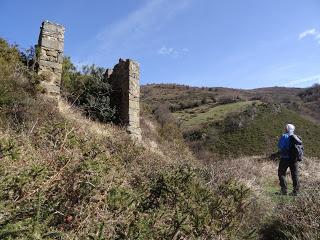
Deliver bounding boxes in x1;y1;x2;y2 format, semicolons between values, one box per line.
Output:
40;38;64;51
107;58;141;140
37;21;65;97
39;60;62;70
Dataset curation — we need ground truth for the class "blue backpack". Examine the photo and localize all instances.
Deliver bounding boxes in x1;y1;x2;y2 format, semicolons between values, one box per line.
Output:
289;135;304;161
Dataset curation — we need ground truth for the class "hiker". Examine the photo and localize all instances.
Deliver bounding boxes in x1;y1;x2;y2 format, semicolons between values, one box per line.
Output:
277;124;302;196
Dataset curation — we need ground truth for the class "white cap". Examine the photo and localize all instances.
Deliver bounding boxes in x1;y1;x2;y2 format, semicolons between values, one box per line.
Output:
285;124;295;135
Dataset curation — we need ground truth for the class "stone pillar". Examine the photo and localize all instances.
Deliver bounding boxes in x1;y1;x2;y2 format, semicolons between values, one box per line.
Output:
37;21;65;96
108;59;141;140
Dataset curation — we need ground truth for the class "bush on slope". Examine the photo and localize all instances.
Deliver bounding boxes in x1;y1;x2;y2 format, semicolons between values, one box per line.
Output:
0;98;253;239
0;38;254;239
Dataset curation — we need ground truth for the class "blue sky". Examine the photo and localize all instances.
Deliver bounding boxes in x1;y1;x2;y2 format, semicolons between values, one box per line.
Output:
1;0;320;89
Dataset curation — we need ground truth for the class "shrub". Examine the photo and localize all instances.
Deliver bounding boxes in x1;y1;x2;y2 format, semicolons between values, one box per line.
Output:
153;103;173;127
61;59;116;123
218;96;240;105
223;106;257;133
115;166;252;239
60;56;78;97
0;39;23;94
0;38;41;131
0;138;20;160
298;83;320;103
0;38;22;79
183;126;204;141
153;103;182;140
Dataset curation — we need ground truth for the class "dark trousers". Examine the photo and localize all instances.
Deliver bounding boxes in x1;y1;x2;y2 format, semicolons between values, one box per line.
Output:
278;158;300;193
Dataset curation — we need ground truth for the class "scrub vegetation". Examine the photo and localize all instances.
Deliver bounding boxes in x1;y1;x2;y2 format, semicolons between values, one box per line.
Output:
1;38;320;240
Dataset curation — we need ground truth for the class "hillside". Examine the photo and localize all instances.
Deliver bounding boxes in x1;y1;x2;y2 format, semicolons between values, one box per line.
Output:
142;83;319;123
141;84;302;111
298;84;320;121
1;38;320;240
0;38;258;239
185;104;320;158
0;81;250;238
142;84;320;159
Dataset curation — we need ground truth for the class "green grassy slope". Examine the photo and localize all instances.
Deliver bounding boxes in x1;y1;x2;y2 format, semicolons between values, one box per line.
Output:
175;100;261;128
197;104;320;157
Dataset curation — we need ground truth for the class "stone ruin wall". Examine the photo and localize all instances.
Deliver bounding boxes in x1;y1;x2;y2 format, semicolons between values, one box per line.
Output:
37;21;65;96
36;21;141;140
106;59;141;140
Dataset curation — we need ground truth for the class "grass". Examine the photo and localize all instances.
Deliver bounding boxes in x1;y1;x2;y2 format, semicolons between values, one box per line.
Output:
262;177;295;203
175;100;260;128
196;104;320;158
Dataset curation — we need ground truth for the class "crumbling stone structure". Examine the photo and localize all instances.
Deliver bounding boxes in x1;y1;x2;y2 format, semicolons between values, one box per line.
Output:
36;21;141;140
36;21;65;96
106;59;141;140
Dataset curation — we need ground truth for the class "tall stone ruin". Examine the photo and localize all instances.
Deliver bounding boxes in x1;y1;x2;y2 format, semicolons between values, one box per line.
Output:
106;59;141;140
36;21;65;96
35;21;141;140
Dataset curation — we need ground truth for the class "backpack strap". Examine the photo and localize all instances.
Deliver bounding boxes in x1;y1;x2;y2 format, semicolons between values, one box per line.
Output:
292;134;302;144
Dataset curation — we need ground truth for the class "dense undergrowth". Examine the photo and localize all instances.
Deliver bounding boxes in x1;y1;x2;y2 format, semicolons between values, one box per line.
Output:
1;38;320;240
0;38;256;239
61;57;115;123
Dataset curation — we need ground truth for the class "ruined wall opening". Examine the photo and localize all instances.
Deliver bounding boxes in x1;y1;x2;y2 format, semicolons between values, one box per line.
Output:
36;21;141;140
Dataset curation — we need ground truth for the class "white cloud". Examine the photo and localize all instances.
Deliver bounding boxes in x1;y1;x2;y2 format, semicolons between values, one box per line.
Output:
157;46;189;57
298;28;320;44
78;0;193;65
158;46;176;56
299;28;317;39
286;74;320;86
